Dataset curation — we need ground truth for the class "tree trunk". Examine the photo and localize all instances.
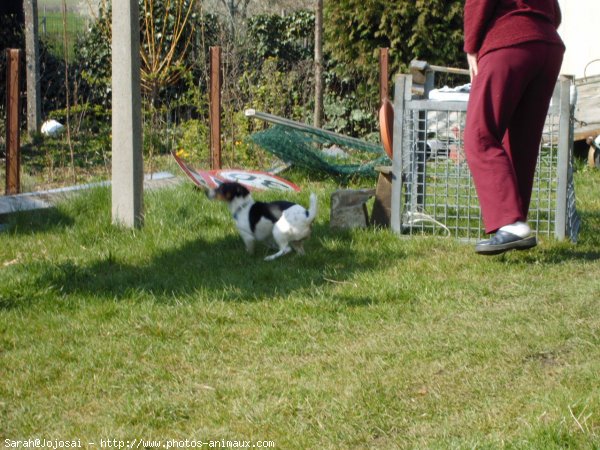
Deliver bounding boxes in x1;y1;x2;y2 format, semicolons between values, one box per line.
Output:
219;0;251;42
23;0;41;135
314;0;323;128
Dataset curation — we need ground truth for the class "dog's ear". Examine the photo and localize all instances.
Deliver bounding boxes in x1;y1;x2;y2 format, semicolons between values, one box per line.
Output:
234;183;250;197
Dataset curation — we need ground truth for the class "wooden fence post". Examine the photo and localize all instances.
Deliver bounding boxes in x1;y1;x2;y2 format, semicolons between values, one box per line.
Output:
379;48;389;103
209;46;222;170
5;49;22;195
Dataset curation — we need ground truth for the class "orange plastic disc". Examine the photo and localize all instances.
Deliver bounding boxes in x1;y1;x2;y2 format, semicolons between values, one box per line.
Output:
379;98;394;158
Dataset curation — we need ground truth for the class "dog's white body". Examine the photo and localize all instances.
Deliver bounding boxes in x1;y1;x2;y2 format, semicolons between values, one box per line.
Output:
209;183;317;261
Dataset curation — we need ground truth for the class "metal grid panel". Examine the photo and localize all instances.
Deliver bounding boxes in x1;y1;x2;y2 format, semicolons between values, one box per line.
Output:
394;76;578;242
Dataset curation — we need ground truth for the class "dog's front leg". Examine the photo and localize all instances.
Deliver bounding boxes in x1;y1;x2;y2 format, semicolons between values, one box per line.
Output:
242;236;256;255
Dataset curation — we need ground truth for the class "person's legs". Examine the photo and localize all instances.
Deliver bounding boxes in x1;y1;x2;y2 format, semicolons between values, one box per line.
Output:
465;42;565;254
464;43;553;234
465;42;562;233
504;43;564;218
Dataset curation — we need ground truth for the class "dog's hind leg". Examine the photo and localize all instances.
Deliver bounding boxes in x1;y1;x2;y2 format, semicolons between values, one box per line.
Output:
264;236;278;250
264;245;292;261
264;227;292;261
290;241;305;255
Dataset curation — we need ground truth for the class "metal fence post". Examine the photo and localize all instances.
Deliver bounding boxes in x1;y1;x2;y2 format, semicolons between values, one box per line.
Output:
555;76;572;240
391;75;411;233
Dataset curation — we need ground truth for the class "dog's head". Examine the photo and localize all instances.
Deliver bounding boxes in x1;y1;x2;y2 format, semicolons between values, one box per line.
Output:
208;182;251;203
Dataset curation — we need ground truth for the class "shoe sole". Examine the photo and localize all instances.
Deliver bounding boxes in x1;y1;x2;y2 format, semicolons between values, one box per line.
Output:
475;236;538;255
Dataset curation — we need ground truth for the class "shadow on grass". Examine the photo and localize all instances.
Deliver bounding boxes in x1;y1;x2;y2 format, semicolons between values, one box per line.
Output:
548;208;600;261
519;246;600;264
0;207;75;234
496;208;600;264
14;224;400;308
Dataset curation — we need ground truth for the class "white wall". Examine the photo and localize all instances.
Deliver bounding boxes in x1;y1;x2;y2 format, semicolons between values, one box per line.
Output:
558;0;600;78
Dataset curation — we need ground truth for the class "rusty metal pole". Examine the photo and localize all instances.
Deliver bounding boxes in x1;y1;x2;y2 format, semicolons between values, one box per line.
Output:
5;49;22;195
379;48;389;104
209;46;222;170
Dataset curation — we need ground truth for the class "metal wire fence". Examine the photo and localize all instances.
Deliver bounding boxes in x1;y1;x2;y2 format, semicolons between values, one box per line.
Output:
391;75;580;242
38;6;89;61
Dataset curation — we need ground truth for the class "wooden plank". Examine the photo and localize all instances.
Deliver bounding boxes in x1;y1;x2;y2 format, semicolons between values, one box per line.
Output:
427;64;470;76
574;75;600;140
209;46;222;170
5;49;21;195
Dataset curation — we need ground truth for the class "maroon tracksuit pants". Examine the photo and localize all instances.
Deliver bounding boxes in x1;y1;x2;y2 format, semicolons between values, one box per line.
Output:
464;41;564;234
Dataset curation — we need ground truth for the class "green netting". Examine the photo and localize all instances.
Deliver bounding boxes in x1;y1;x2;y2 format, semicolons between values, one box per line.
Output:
249;124;391;177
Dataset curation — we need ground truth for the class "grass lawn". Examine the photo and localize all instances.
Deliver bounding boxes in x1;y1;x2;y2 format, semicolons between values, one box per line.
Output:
1;165;599;448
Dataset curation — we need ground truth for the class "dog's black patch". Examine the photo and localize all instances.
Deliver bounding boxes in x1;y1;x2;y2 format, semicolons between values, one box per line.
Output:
215;182;250;200
249;201;295;232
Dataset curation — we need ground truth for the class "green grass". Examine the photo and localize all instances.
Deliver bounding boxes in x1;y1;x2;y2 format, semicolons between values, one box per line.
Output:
1;168;599;449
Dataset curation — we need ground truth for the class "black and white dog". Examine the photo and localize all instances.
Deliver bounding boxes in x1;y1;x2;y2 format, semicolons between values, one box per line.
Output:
209;182;318;261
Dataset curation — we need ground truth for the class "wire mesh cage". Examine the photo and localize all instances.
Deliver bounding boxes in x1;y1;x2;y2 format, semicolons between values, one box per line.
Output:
390;75;580;242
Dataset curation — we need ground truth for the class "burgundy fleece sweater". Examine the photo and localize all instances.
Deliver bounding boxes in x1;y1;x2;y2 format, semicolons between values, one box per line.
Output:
464;0;564;58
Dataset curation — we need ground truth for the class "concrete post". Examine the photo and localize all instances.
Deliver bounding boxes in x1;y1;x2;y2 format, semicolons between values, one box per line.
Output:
24;0;41;135
111;0;144;228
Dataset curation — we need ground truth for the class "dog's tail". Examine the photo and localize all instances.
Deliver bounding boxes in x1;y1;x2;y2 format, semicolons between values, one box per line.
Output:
306;193;318;223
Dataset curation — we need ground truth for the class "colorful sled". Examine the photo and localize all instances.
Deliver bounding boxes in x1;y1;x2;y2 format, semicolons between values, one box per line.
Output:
172;151;301;192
